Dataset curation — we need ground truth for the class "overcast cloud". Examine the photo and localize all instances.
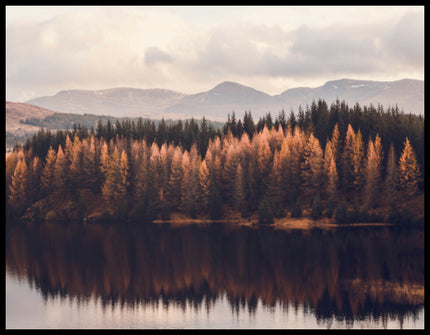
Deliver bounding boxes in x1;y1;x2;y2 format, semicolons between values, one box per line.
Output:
6;6;424;102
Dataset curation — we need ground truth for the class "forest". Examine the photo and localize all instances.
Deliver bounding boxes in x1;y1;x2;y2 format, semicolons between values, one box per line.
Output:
6;99;424;225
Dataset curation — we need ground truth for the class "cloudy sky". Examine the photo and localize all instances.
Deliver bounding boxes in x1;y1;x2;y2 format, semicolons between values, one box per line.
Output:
6;6;424;102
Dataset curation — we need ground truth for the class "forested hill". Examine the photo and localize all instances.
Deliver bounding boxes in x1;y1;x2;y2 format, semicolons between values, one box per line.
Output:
18;99;424;173
19;112;225;132
6;99;424;225
6;110;224;149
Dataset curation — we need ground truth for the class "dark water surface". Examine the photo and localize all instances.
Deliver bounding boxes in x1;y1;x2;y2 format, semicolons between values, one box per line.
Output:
6;221;424;329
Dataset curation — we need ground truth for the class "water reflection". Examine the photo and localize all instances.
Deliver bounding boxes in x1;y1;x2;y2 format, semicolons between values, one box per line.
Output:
6;222;424;328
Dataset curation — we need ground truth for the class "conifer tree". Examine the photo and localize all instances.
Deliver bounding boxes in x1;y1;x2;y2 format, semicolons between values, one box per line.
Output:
118;149;129;206
233;163;246;215
243;110;255;139
374;134;383;171
364;135;383;208
134;162;147;202
102;147;128;214
133;141;151;218
69;138;83;189
301;133;324;195
147;143;161;208
222;145;239;202
239;132;251;158
364;140;377;208
181;151;199;217
278;127;293;202
269;126;284;153
166;146;183;210
209;155;223;219
266;150;283;216
188;143;201;217
211;154;223;194
199;159;210;212
188;157;201;218
290;125;306;192
6;152;19;206
330;123;340;166
341;124;356;191
54;145;68;192
352;129;365;191
158;143;170;191
324;140;338;200
130;140;143;189
398;137;421;195
83;136;98;191
384;144;398;205
28;156;42;203
41;146;57;196
8;157;29;211
374;134;384;193
101;148;117;212
99;141;110;177
255;126;273;191
246;157;258;211
64;134;73;164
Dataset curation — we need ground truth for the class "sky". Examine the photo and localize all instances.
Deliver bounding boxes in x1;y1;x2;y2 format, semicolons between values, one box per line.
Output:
6;6;424;102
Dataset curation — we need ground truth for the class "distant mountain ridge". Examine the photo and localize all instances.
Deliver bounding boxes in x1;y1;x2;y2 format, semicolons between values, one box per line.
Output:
28;87;185;117
25;78;424;120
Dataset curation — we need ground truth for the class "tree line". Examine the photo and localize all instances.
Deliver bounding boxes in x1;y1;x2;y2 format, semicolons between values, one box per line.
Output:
6;99;423;224
19;99;424;172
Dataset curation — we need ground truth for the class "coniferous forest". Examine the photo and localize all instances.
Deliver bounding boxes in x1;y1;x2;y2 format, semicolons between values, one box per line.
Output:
6;99;424;225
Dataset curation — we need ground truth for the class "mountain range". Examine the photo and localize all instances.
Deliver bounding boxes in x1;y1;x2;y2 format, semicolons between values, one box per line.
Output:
21;78;424;122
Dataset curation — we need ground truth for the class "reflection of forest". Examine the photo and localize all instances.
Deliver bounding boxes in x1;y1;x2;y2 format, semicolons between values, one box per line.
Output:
6;222;423;324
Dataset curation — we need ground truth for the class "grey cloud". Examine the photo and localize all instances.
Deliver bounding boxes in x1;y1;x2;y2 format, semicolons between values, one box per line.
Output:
145;47;173;66
261;24;383;77
187;12;423;81
261;13;423;79
382;11;424;67
190;25;276;76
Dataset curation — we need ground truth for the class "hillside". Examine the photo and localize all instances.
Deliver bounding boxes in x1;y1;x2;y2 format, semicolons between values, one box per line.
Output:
6;101;56;135
281;78;424;114
26;87;186;119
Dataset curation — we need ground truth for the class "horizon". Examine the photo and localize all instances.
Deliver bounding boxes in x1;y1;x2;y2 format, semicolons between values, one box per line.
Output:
7;76;423;103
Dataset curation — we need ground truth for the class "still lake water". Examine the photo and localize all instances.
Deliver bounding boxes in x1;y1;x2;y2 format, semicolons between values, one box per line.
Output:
6;221;424;329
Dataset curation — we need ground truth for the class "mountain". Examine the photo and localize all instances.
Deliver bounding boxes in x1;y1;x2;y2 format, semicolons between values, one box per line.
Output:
24;78;424;120
277;78;424;114
163;81;276;119
6;101;56;135
26;87;186;118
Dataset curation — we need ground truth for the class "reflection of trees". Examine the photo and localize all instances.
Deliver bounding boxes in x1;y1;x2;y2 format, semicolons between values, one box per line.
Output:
6;222;423;324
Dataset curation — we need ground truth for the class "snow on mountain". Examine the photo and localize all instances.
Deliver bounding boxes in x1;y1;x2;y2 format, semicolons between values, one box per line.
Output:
24;79;424;121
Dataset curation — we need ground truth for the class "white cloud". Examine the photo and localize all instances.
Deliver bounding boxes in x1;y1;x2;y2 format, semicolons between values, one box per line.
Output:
6;6;424;102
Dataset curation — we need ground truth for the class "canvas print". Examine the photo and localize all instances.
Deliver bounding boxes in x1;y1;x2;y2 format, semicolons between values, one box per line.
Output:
6;6;424;329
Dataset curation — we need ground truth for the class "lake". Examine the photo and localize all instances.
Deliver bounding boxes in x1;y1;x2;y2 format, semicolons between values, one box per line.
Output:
6;221;424;329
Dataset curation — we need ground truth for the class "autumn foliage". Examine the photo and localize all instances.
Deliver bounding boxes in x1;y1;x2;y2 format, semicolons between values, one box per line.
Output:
6;107;423;224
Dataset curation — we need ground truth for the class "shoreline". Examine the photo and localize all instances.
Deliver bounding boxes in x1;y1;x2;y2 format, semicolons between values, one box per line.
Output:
152;216;397;230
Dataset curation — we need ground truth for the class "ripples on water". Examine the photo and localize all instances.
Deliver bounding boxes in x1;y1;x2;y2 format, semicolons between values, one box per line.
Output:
5;221;424;329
